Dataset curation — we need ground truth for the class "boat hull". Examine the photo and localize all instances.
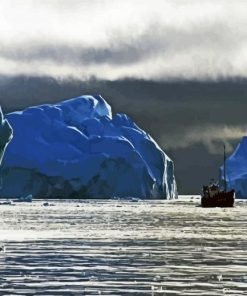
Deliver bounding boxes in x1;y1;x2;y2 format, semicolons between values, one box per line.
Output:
201;190;235;208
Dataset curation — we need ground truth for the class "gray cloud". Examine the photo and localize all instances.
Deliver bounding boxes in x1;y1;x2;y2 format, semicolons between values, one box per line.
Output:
162;125;247;154
0;39;159;66
0;21;236;66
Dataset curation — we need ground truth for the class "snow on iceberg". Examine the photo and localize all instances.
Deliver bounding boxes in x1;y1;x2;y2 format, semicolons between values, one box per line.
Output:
220;137;247;198
0;95;177;199
0;106;13;165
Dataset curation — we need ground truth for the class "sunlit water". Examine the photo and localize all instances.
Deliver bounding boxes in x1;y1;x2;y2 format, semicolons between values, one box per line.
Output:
0;196;247;295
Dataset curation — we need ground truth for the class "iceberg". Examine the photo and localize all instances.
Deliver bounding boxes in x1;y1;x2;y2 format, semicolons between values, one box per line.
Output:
0;95;177;199
0;107;13;166
220;137;247;198
14;194;33;203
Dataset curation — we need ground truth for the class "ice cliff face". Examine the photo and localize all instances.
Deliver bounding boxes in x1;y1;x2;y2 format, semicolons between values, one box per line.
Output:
0;107;13;165
220;137;247;198
0;95;177;199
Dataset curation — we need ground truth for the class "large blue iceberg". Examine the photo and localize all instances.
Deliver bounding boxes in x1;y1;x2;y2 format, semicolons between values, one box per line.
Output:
220;137;247;198
0;107;13;165
0;95;177;199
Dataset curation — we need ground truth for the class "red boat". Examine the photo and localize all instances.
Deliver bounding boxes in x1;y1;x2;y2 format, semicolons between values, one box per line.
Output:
201;145;235;208
201;186;235;207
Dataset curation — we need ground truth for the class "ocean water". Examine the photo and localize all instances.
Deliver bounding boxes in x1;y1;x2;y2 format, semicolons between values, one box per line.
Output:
0;197;247;295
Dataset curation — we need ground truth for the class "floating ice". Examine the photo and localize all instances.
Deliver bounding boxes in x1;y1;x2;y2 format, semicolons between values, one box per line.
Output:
0;95;177;199
0;200;14;205
0;245;6;252
14;194;33;203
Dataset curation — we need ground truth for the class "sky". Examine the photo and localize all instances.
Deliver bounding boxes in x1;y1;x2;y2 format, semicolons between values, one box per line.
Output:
0;0;246;193
1;0;247;80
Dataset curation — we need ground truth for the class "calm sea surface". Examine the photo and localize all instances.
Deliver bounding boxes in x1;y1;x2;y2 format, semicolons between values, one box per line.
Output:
0;197;247;295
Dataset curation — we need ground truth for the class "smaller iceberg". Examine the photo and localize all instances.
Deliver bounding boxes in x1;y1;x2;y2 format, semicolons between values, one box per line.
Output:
220;137;247;198
14;194;33;203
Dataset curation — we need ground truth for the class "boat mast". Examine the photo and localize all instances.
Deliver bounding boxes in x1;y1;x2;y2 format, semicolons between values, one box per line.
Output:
224;144;227;192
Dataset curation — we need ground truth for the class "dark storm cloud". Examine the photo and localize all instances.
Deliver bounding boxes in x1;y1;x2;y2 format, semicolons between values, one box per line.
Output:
0;76;246;193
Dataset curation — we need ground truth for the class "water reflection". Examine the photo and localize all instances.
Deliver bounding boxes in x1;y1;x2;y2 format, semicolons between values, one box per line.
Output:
0;198;247;295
